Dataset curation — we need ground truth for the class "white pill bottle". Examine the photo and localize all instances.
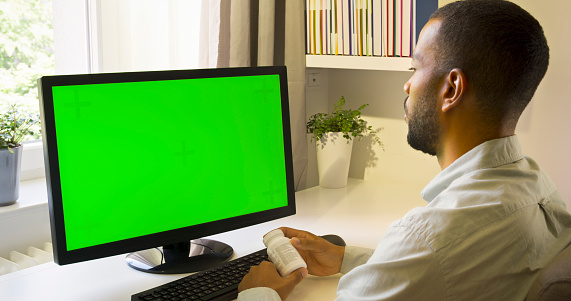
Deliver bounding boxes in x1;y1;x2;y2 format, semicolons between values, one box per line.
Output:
263;229;307;277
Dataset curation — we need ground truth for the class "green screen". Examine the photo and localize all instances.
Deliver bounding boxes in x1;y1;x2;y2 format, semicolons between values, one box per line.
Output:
51;74;288;251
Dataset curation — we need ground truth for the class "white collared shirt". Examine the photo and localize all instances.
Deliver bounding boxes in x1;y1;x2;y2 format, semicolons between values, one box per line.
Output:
337;136;571;300
239;136;571;300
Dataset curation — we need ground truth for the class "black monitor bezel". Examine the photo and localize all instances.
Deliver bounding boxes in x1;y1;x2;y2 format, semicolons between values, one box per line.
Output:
38;66;296;265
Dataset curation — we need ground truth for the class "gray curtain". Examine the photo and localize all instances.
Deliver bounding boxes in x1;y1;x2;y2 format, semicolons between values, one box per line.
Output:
200;0;308;191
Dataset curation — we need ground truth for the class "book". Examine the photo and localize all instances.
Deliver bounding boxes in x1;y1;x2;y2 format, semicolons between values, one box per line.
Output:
334;0;341;55
382;0;388;56
350;0;355;55
372;0;382;56
342;0;350;55
401;0;412;57
330;0;335;55
321;0;326;55
367;0;373;56
335;0;343;54
413;0;437;49
357;0;361;55
325;0;329;54
386;0;394;56
319;0;323;54
307;0;312;54
395;0;401;57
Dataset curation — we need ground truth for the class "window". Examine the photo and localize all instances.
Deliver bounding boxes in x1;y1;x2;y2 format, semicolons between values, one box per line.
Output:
0;0;54;141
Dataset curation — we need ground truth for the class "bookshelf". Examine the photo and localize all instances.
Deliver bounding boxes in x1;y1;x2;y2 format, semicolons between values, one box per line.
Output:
305;0;437;72
306;55;412;72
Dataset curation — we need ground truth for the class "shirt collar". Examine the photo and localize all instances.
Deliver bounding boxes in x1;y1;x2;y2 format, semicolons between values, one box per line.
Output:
421;135;525;203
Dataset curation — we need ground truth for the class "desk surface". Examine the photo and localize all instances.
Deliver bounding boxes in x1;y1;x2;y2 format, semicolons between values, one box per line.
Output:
0;178;427;301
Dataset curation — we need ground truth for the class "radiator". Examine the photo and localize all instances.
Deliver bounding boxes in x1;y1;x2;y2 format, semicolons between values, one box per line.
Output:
0;242;53;275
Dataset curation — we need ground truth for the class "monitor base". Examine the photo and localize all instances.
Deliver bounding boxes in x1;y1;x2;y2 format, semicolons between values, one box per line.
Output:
125;239;233;274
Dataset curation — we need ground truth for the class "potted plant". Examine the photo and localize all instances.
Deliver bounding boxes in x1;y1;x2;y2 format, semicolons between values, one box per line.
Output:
307;96;382;188
0;104;40;206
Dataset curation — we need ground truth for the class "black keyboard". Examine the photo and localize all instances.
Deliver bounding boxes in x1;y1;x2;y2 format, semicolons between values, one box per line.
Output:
131;248;268;301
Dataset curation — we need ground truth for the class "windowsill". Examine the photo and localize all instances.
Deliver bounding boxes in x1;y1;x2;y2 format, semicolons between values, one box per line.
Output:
0;178;48;217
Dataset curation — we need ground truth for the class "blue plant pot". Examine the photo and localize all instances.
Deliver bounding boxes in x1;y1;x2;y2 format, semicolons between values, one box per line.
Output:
0;145;23;206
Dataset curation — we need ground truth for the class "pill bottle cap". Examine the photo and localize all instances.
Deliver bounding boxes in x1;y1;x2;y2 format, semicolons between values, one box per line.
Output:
263;229;285;246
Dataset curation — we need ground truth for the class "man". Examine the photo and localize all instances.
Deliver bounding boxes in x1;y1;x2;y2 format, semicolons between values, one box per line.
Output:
238;0;571;300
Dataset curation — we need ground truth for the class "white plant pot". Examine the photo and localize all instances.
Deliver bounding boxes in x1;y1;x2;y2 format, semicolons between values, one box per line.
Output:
316;132;353;188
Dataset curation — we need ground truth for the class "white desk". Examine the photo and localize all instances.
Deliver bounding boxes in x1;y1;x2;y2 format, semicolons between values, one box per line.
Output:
0;178;427;301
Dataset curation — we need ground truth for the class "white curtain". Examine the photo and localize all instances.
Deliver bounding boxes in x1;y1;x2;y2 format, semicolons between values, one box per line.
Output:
199;0;308;191
91;0;201;73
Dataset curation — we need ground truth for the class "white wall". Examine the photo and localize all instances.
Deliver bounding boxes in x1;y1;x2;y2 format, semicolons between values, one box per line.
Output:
510;0;571;211
305;69;440;190
305;0;571;211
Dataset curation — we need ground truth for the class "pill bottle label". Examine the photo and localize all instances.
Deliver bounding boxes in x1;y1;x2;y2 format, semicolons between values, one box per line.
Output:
263;229;307;277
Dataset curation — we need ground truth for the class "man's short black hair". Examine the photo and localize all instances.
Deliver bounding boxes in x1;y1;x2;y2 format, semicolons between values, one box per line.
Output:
430;0;549;124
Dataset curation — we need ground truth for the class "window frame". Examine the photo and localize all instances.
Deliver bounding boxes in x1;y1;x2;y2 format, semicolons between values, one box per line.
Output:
22;0;93;181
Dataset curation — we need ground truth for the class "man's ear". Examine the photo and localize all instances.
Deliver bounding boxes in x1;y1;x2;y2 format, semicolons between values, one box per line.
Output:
440;68;467;113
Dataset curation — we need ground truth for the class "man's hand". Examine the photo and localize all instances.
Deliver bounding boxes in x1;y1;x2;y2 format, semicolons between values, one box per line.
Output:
280;227;345;277
238;261;308;300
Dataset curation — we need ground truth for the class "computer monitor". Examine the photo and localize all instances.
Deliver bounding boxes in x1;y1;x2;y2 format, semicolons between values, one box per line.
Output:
38;66;296;274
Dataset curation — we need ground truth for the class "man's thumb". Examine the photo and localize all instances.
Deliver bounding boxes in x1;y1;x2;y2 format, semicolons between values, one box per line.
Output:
287;267;308;285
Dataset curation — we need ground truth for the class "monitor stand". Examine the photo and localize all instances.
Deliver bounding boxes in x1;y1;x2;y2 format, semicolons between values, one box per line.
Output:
125;239;233;274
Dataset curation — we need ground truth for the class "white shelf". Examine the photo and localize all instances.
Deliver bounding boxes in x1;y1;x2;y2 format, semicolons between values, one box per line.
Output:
306;55;412;72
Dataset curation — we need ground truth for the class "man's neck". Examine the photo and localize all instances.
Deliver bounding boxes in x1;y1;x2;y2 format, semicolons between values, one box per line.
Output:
436;127;515;170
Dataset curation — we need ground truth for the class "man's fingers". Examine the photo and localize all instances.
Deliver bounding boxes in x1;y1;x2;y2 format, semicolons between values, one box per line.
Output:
280;227;317;240
287;267;308;286
291;236;328;252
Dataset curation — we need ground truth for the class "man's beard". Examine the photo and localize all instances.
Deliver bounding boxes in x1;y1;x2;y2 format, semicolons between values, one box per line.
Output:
405;95;441;156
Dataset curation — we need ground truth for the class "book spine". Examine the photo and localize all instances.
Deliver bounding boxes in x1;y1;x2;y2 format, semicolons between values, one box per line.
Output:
325;0;329;55
414;0;437;47
322;0;326;55
350;0;354;55
367;0;373;56
395;0;401;57
306;0;311;54
343;0;350;55
401;0;412;57
372;0;382;56
336;0;342;55
313;0;317;55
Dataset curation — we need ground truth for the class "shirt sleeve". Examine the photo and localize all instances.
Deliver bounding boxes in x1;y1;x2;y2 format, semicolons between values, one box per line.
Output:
336;224;446;300
340;246;375;274
235;246;376;300
237;287;282;301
